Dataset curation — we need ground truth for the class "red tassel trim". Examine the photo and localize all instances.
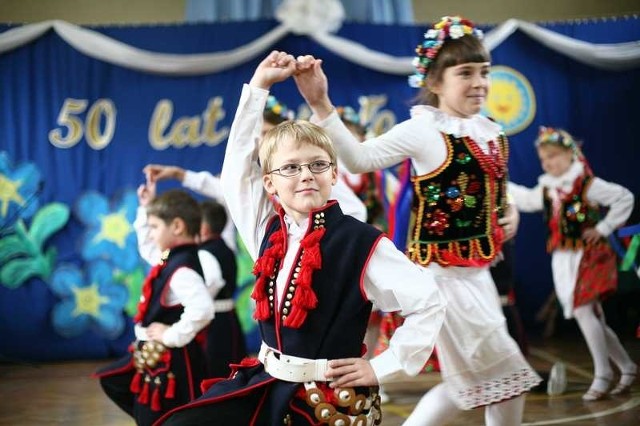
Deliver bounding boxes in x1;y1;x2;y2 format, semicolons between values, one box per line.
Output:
137;377;150;404
129;371;142;394
284;227;325;328
151;381;162;412
165;372;176;399
251;231;285;321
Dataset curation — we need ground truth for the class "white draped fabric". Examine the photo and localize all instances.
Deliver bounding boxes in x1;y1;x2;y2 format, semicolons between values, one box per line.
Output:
0;0;638;76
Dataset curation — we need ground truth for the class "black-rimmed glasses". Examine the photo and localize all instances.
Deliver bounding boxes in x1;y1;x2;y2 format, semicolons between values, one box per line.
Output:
268;160;333;177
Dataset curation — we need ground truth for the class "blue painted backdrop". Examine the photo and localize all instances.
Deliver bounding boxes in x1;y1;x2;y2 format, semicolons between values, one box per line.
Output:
0;18;638;361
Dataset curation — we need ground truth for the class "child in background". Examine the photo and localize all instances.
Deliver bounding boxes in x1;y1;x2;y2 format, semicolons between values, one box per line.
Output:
197;200;247;377
95;187;213;426
509;126;636;400
293;15;540;425
156;50;446;426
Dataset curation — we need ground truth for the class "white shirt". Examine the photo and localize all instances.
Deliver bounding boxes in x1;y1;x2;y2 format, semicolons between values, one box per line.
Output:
220;84;446;383
133;208;215;347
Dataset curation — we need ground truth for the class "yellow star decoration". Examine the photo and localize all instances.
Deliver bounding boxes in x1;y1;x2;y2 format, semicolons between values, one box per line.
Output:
72;282;109;317
0;174;25;217
93;209;133;248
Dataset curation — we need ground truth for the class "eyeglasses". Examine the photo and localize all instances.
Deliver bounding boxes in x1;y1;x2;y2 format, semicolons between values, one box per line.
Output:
268;160;333;177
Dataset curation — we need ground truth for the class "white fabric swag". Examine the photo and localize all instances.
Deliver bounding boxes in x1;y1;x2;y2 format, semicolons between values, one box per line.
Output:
0;0;638;76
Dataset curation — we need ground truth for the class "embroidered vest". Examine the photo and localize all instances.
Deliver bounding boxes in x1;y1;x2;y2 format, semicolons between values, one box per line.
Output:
199;238;237;300
543;175;601;252
141;244;204;327
255;201;382;360
407;132;508;267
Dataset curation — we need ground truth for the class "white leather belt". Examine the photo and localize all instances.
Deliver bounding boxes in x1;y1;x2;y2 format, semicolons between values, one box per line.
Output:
214;299;235;312
258;342;330;383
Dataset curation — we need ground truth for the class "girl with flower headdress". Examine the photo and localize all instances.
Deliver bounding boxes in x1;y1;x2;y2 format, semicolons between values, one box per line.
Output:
509;126;636;401
294;15;540;426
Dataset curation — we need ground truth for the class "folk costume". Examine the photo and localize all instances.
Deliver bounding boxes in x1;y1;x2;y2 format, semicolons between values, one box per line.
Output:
509;126;636;399
134;207;244;378
509;141;634;319
95;244;213;426
155;84;446;426
313;103;542;410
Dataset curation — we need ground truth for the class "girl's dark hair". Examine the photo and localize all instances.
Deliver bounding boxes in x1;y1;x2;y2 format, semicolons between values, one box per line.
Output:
415;35;491;106
200;200;227;234
146;189;201;237
263;110;290;126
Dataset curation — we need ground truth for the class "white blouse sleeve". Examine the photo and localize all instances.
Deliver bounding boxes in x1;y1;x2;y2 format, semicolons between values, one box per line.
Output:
313;111;446;176
133;206;161;265
182;170;224;200
162;267;214;348
363;237;446;383
220;84;275;261
586;177;634;237
198;249;225;298
330;178;367;222
507;181;544;213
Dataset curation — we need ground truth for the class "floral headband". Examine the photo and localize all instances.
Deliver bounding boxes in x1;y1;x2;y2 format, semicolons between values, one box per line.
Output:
265;95;295;121
535;126;579;150
408;16;484;88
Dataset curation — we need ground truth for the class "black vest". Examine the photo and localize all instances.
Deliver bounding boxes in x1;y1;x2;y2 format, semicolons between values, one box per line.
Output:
257;201;382;360
407;132;508;266
141;244;204;327
199;238;237;299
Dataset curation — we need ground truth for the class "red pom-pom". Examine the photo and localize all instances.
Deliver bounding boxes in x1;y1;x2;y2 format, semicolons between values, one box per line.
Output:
129;371;142;394
165;373;176;399
151;385;162;412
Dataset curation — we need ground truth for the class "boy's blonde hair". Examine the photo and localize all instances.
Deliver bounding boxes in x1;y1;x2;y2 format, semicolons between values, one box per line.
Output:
258;120;337;174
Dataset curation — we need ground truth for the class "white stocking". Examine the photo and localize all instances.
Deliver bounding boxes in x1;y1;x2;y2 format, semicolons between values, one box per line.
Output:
402;383;461;426
484;395;525;426
573;303;613;389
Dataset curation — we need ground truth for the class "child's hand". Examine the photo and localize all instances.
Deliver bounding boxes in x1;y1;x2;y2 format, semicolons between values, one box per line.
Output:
249;50;297;90
146;322;170;343
137;181;156;207
143;164;184;183
325;358;379;388
293;55;334;119
498;204;520;242
582;227;602;244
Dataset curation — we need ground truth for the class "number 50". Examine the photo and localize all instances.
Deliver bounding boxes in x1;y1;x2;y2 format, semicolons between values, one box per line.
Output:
48;98;116;149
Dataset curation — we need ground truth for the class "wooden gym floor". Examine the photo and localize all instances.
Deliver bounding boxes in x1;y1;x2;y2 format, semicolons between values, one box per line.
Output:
1;335;639;425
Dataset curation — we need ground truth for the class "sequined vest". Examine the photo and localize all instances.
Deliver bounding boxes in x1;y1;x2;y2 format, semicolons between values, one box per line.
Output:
543;175;601;252
141;244;204;327
407;132;508;267
199;238;237;300
257;201;382;360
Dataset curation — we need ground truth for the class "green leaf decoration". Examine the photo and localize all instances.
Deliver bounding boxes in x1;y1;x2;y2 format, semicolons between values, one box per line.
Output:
0;257;47;289
0;235;31;262
28;203;70;249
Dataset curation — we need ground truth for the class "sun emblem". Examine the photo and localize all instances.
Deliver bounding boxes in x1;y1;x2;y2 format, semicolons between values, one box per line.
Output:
483;66;536;136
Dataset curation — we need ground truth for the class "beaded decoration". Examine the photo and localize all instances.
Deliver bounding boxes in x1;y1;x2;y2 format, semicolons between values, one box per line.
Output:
265;95;295;121
409;16;484;88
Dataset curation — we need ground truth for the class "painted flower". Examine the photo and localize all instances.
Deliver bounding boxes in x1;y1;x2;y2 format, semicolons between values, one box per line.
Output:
0;151;42;229
50;261;128;339
74;190;141;272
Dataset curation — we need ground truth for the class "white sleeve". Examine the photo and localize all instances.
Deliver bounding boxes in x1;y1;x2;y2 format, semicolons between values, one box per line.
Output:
220;84;274;261
331;178;367;222
133;206;161;265
182;170;224;200
586;177;634;237
364;237;446;383
198;249;225;298
507;181;544;213
162;267;214;348
313;111;445;176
